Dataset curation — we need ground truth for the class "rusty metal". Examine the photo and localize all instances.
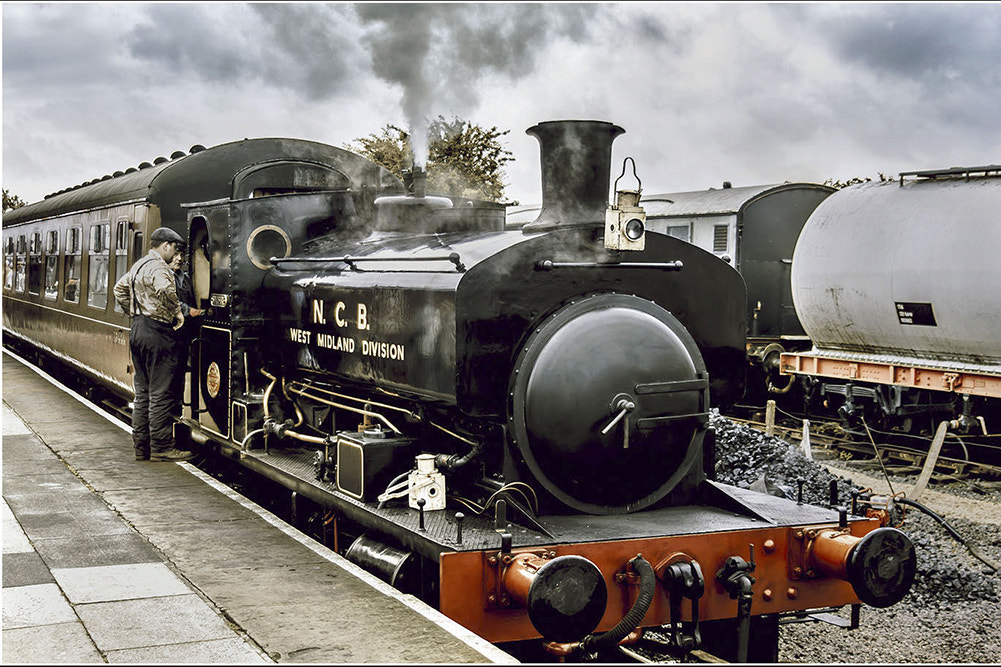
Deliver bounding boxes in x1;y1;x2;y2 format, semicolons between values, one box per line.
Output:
780;351;1001;400
439;520;880;644
542;629;643;658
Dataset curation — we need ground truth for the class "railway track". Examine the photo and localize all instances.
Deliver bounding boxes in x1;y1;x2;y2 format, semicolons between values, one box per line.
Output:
724;410;1001;489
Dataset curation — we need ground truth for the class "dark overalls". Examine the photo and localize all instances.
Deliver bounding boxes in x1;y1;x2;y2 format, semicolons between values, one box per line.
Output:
126;258;183;458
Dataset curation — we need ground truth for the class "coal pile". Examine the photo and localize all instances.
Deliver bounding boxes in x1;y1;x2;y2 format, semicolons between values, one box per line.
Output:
709;410;854;507
906;513;1000;605
709;410;1001;607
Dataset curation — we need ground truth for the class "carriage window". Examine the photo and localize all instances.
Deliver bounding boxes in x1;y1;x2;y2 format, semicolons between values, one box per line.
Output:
44;229;60;299
27;231;43;295
15;234;27;293
87;223;111;309
64;227;81;302
3;236;14;291
113;220;130;313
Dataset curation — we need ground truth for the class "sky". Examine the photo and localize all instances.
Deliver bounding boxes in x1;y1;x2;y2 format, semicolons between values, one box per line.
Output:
3;2;1000;207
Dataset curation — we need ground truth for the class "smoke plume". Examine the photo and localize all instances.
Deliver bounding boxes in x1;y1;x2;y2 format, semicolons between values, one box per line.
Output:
354;3;600;166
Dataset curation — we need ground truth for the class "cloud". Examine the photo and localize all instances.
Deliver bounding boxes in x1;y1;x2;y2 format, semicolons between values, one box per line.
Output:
3;3;1001;207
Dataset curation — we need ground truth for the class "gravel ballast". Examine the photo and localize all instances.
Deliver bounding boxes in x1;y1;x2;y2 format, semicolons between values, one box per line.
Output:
710;411;1001;663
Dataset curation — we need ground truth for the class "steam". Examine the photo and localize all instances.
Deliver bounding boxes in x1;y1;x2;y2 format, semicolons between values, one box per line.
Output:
355;4;600;167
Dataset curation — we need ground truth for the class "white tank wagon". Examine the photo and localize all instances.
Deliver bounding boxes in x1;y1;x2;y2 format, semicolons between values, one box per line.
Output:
780;166;1001;444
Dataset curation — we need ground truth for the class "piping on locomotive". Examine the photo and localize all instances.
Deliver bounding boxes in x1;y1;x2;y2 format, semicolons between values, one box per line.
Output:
3;120;917;661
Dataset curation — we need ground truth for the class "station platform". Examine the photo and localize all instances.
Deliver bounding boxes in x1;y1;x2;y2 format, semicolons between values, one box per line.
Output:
2;350;516;664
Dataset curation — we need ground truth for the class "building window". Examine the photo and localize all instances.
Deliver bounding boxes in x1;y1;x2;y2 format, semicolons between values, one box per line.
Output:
44;230;60;299
88;223;111;310
713;224;729;253
64;227;81;302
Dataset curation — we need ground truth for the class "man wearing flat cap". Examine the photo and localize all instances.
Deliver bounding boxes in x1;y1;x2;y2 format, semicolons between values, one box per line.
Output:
114;227;194;462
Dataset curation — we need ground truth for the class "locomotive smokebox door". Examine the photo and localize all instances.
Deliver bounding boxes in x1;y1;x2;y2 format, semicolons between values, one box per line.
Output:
509;294;708;514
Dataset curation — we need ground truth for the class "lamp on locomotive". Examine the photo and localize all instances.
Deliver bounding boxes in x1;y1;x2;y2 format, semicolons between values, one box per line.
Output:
605;157;646;251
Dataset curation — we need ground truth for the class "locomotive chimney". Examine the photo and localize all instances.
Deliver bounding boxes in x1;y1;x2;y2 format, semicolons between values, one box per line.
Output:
375;163;451;232
405;165;428;198
523;120;625;231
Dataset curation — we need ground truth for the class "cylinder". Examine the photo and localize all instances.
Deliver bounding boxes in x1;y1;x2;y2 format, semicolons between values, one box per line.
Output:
523;120;625;230
344;534;417;593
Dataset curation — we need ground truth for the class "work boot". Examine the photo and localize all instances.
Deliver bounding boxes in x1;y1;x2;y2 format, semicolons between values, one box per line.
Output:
135;448;150;461
150;448;195;463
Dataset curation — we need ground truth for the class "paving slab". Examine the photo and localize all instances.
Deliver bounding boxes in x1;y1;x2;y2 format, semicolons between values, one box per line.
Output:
1;470;102;502
134;517;328;571
1;622;104;663
6;504;134;541
2;551;56;588
165;563;345;611
2;500;34;554
67;453;206;491
2;583;78;629
1;433;58;461
1;456;81;477
101;484;264;526
30;531;162;570
74;594;238;651
105;637;268;663
52;562;193;604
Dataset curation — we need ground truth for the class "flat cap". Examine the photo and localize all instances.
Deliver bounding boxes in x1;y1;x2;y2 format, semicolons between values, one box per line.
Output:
150;227;184;245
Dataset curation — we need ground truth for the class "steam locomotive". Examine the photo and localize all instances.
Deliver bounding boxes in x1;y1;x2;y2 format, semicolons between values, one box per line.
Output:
3;120;916;661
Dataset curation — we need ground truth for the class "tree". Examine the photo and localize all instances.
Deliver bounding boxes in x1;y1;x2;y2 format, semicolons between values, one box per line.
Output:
347;116;515;203
3;188;26;213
